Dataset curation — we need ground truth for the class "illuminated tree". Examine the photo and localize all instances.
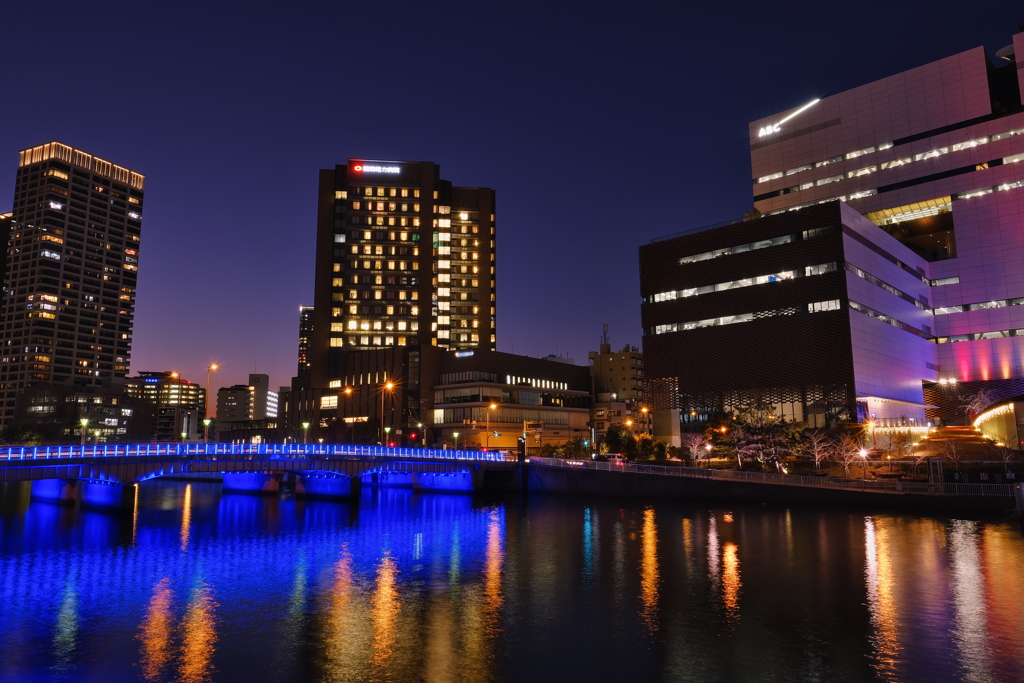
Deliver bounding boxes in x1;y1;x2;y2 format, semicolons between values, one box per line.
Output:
832;434;864;477
803;430;833;470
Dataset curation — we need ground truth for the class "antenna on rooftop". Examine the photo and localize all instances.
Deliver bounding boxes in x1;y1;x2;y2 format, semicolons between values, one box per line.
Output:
601;323;609;346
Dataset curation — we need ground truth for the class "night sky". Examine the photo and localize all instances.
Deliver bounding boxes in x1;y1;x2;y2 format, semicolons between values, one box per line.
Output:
2;1;1021;391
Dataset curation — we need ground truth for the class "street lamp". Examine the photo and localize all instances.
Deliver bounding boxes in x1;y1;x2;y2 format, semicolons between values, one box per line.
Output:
181;431;187;444
203;418;212;444
384;426;392;446
859;449;869;479
453;431;460;450
417;422;424;447
641;406;649;435
344;387;355;443
380;378;394;444
80;418;89;446
302;422;310;445
704;442;712;466
486;403;497;449
206;363;219;420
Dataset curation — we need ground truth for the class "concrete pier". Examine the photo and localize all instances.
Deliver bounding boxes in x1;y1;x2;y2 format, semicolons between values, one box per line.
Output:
295;473;356;498
31;479;78;504
80;480;135;511
222;472;280;494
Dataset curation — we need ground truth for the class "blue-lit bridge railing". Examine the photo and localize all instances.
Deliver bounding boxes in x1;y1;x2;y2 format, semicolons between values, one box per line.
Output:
0;443;516;463
530;456;1016;498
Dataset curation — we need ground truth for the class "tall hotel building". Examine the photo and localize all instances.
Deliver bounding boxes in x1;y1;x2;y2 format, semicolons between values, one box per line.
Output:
0;142;143;426
642;31;1024;427
309;159;495;389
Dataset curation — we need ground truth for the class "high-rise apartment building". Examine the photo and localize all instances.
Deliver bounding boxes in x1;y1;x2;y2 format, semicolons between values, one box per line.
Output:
642;31;1024;427
1;142;144;426
309;159;495;389
297;305;313;377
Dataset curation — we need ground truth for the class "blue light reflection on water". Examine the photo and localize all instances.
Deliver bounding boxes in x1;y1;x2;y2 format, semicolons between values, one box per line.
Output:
2;481;1024;682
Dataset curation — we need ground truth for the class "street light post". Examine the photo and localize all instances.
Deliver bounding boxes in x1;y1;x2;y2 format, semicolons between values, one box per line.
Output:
203;419;211;444
485;403;497;449
302;422;310;445
384;426;391;446
206;364;219;420
380;378;394;444
80;418;89;446
859;449;869;479
453;431;460;450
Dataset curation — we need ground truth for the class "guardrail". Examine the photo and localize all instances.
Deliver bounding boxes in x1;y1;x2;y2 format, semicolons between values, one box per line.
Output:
530;457;1014;497
0;443;515;463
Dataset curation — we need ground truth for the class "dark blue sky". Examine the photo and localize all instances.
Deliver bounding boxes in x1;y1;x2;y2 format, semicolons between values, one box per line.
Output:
2;1;1021;390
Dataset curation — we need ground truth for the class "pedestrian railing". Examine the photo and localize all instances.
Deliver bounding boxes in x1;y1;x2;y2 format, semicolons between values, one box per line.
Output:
0;443;516;463
529;457;1014;497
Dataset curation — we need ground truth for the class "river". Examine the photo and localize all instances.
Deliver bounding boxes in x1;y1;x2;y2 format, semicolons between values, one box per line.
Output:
1;480;1022;682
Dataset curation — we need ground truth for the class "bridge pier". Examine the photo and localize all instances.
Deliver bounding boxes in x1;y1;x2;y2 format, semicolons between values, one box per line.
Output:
80;480;136;511
416;471;475;492
295;473;358;498
31;479;79;505
222;472;281;495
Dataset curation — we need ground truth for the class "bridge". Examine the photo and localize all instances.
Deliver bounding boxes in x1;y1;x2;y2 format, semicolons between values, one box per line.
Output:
0;443;520;510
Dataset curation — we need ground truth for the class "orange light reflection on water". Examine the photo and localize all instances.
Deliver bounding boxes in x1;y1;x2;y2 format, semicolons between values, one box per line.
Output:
722;543;741;622
138;578;173;682
369;553;399;678
864;517;901;682
179;582;217;683
639;507;660;634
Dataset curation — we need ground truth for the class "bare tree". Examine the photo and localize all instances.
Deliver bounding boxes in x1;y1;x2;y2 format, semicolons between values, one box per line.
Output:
912;449;930;476
804;430;833;470
988;443;1018;477
832;434;865;478
679;432;706;464
934;437;965;472
961;388;995;420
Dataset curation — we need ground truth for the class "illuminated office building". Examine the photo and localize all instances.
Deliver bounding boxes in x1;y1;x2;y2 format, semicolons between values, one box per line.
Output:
0;142;144;427
125;371;206;442
309;159;496;389
643;31;1024;426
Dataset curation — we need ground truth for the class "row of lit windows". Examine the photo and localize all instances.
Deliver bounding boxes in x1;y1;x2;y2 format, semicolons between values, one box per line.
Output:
347;260;419;271
768;176;1024;218
936;328;1024;343
845;263;929;311
677;225;836;264
350;245;418;256
649;300;841;334
650;262;836;302
755;125;1024;185
761;153;1021;201
338;319;419;331
849;301;931;340
351;201;420;212
333;335;412;346
352;187;421;198
351;215;421;227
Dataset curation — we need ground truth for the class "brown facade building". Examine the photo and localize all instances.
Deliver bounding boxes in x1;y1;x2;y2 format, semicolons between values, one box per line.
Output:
310;160;495;391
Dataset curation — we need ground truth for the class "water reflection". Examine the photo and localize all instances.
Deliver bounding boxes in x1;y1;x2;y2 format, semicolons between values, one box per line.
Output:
321;548;363;682
949;520;992;682
139;577;174;681
51;567;78;674
722;543;741;621
369;553;399;679
180;581;217;683
864;516;901;681
639;507;659;634
483;508;504;637
4;481;1024;682
180;483;192;552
